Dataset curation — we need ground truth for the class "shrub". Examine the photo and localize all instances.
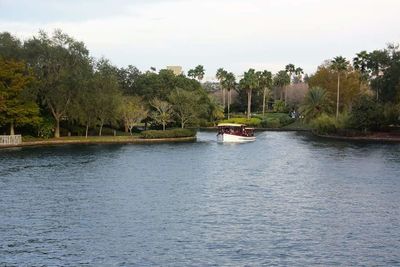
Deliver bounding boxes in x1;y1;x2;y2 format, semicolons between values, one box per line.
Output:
260;118;281;128
257;113;294;128
141;128;196;139
311;114;337;134
273;100;287;113
349;95;384;131
219;117;261;127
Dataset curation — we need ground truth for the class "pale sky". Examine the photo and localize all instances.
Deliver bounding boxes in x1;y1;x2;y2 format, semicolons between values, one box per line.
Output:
1;0;399;80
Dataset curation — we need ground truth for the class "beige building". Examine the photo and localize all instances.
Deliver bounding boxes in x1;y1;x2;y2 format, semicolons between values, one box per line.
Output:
166;66;183;76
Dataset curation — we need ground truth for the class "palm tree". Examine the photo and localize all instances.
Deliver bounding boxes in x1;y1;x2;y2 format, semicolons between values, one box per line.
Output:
188;65;205;82
294;67;304;83
330;56;349;119
353;51;370;91
222;72;236;119
285;64;295;102
240;69;258;119
273;70;290;102
194;65;205;82
300;86;330;120
216;68;227;111
258;70;272;115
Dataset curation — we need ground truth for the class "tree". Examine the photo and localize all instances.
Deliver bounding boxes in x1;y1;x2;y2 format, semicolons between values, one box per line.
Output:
169;88;201;128
300;86;330;121
207;95;224;126
91;58;122;136
188;65;205;82
258;70;272;115
239;69;258;119
350;94;384;131
330;56;349;119
216;68;227;110
308;64;363;113
121;96;148;135
294;67;304;83
0;32;23;60
69;79;96;138
150;98;173;131
222;72;236;119
24;30;91;137
0;59;41;135
273;70;290;102
353;51;370;88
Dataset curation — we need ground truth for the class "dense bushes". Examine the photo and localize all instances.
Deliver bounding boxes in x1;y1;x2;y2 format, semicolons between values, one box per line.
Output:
219;117;262;127
141;128;196;139
258;113;295;128
311;114;337;134
348;95;384;132
220;113;295;128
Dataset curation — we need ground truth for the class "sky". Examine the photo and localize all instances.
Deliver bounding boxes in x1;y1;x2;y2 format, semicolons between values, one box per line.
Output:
1;0;400;80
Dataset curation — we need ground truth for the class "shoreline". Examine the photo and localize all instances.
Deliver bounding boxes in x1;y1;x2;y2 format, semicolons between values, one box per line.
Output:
315;133;400;143
0;136;197;149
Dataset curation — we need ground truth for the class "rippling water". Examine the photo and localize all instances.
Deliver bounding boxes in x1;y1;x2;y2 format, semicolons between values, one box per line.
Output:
1;131;400;266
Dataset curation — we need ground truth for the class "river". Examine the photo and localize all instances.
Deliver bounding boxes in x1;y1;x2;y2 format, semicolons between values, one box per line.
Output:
1;131;400;266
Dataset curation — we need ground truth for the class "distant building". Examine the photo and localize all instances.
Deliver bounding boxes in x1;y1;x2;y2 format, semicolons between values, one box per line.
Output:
166;66;183;76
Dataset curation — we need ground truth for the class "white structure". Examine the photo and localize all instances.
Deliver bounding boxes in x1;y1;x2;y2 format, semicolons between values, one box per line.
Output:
217;123;256;143
166;66;183;75
0;135;22;146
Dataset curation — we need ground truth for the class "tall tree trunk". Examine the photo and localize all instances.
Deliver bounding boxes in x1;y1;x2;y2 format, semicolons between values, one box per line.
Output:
227;89;231;119
163;123;166;131
10;121;15;135
99;122;103;136
181;120;185;129
262;87;267;116
284;86;288;103
336;73;340;119
85;123;89;139
222;87;226;111
247;89;252;119
124;121;129;133
55;117;60;138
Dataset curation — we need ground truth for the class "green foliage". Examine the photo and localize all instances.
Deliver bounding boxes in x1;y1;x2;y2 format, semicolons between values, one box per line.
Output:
36;117;54;139
141;128;196;139
219;117;261;127
311;114;337;134
149;98;173;130
256;112;294;128
260;118;280;128
349;94;384;131
273;100;287;112
0;59;41;133
187;65;205;81
300;86;330;120
121;95;148;134
169;88;205;128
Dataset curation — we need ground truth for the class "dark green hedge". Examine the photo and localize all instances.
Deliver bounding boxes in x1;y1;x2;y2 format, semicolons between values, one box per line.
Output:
141;128;197;139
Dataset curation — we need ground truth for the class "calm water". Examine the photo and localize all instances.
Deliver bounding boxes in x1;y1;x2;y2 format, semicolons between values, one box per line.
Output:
1;131;400;266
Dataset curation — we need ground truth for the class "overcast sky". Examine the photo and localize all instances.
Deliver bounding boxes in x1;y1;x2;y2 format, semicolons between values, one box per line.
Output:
1;0;399;80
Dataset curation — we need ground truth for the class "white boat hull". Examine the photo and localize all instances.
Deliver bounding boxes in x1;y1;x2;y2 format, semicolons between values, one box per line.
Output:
217;133;256;143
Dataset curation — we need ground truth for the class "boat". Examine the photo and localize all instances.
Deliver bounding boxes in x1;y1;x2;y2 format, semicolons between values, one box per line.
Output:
217;123;256;143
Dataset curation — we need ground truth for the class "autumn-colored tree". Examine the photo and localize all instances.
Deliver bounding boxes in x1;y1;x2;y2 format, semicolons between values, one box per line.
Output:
308;64;365;115
0;59;41;135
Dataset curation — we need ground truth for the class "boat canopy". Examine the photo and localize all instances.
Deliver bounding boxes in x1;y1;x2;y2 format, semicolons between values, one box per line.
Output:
217;123;246;127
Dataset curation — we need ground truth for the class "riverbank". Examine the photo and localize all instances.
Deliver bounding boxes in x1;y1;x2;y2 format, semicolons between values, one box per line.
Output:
315;132;400;143
0;135;197;149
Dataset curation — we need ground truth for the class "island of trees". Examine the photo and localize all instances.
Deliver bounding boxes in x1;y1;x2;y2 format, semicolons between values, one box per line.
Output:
1;30;400;142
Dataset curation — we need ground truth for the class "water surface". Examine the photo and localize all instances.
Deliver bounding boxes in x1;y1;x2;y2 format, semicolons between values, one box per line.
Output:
1;132;400;266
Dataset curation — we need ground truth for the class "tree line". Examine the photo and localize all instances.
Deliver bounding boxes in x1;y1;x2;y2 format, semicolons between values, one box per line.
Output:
301;44;400;133
0;30;221;138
